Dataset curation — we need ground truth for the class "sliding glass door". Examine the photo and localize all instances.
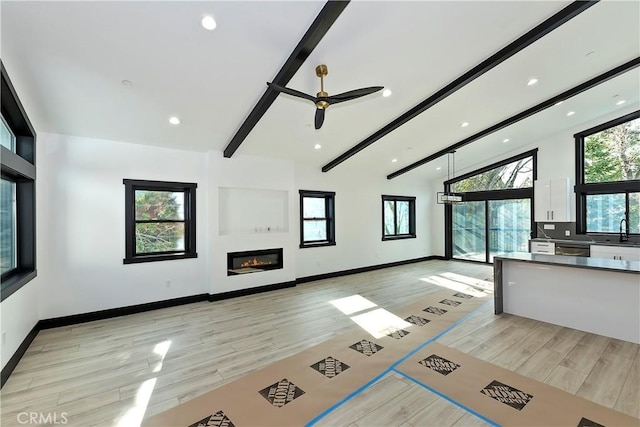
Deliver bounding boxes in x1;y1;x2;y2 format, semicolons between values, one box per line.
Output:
452;199;531;263
452;201;486;262
488;199;531;262
445;150;537;264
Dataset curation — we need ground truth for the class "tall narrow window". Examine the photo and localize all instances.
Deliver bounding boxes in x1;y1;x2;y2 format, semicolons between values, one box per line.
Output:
0;178;16;275
382;195;416;240
575;111;640;235
123;179;197;264
1;62;37;302
299;190;335;248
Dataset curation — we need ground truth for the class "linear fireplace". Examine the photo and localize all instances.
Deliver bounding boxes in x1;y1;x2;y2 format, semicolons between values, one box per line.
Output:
227;248;284;275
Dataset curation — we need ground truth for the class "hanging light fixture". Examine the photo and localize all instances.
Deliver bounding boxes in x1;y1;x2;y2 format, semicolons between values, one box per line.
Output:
437;151;462;204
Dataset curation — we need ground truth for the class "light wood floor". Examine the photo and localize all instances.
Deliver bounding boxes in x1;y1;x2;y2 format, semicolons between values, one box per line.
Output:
1;260;638;426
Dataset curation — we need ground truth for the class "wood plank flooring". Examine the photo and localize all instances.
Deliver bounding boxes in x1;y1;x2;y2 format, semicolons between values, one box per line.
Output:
0;260;638;426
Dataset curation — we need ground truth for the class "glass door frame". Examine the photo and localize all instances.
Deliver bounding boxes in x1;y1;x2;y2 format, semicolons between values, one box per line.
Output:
444;150;537;264
446;191;534;264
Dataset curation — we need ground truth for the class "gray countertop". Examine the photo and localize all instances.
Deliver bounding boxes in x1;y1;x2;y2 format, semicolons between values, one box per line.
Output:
531;238;640;248
494;252;640;274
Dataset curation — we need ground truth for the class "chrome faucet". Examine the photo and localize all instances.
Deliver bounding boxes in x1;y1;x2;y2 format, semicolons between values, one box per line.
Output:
620;218;629;242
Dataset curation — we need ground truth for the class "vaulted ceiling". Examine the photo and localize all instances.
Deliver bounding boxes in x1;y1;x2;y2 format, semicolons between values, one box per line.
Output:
2;1;638;182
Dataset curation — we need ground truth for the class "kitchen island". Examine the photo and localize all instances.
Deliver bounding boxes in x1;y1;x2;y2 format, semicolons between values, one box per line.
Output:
494;252;640;344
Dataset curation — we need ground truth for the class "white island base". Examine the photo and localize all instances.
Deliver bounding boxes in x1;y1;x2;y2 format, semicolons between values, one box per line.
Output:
494;253;640;344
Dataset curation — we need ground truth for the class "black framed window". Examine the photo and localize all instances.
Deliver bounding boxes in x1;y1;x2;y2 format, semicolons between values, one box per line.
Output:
575;111;640;235
382;195;416;240
299;190;335;248
1;62;37;302
1;178;17;275
123;179;197;264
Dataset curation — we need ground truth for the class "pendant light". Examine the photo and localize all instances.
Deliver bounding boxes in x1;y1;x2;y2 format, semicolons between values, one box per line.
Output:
437;151;462;204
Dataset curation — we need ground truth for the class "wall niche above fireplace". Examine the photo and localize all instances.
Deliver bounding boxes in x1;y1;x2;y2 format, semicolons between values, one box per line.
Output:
227;248;283;276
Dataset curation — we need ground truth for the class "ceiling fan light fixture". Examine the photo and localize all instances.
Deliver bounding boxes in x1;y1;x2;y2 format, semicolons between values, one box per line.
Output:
267;64;383;130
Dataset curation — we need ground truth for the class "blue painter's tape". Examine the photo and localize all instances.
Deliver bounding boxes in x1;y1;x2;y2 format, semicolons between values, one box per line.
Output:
388;300;492;369
391;368;500;427
304;367;391;426
305;299;492;426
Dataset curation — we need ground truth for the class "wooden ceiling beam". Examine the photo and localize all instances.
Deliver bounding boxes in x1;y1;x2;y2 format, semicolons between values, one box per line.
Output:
223;1;349;158
321;1;598;173
387;57;640;179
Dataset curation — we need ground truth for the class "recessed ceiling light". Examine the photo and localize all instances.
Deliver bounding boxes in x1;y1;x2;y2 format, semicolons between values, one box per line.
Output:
566;111;575;117
502;138;510;143
391;158;398;163
460;122;469;128
436;167;442;170
382;89;392;97
169;116;181;125
555;101;563;106
314;144;322;150
527;78;538;86
201;15;217;30
616;99;626;106
121;79;132;87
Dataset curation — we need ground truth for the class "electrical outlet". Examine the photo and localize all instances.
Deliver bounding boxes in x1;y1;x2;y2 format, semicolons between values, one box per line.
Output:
565;230;571;237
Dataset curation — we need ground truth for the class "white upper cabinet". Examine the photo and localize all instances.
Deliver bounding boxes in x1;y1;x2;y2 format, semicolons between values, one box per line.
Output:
534;178;572;222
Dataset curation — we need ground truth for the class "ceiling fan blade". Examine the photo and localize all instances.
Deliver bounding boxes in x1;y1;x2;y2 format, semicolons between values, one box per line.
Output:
267;82;317;103
326;86;384;104
314;108;325;130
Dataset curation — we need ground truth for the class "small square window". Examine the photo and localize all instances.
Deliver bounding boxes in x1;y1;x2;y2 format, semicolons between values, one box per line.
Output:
0;116;15;152
382;195;416;240
123;179;197;264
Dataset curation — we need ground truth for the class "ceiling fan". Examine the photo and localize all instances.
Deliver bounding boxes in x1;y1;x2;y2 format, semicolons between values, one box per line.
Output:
267;64;384;129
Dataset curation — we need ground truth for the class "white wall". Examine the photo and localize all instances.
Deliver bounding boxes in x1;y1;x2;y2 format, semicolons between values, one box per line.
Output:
37;133;210;319
29;133;436;311
0;280;40;370
429;178;447;257
207;152;298;295
295;165;432;277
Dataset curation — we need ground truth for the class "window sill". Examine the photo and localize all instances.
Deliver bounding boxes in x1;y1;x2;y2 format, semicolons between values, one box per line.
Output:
299;241;336;249
382;235;416;241
123;252;198;264
1;269;37;302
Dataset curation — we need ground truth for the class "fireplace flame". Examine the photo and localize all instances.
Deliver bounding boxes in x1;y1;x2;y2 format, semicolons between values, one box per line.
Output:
240;257;274;268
